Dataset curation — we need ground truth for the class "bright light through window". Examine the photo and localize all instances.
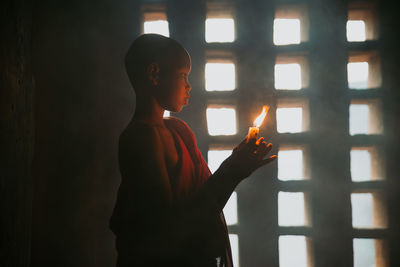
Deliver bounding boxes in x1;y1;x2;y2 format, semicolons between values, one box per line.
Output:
348;62;369;89
163;110;170;118
351;149;371;181
143;20;170;37
347;20;366;42
205;18;235;43
274;19;301;45
353;238;376;267
279;236;307;267
277;107;303;133
205;63;235;91
349;104;369;135
275;63;302;90
206;107;237;136
208;149;232;173
278;192;305;226
351;193;373;228
229;234;239;267
278;150;303;180
223;192;238;225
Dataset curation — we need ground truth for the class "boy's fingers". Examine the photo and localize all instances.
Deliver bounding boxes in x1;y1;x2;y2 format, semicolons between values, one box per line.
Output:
265;143;273;154
258;155;277;167
256;137;264;145
255;141;268;158
256;142;273;157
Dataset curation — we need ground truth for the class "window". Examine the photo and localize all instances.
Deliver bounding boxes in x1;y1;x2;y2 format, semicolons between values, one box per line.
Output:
274;19;300;45
274;4;309;45
351;147;384;182
206;3;235;43
207;148;232;173
278;192;306;226
278;149;304;180
353;239;387;267
205;60;236;91
348;3;379;41
349;99;382;135
275;64;301;90
206;106;237;136
276;98;309;134
279;236;309;267
229;234;239;267
275;55;309;90
347;20;366;42
348;52;381;89
142;6;169;37
224;191;238;225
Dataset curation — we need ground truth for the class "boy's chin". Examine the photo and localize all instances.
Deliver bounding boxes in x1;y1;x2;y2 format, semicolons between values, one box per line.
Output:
165;106;181;113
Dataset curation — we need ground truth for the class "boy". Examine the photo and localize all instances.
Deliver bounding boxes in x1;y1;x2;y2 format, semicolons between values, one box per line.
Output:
110;34;276;267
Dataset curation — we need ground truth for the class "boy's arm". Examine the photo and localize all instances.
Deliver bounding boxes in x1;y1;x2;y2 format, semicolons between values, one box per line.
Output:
170;118;275;215
113;124;275;263
113;126;182;262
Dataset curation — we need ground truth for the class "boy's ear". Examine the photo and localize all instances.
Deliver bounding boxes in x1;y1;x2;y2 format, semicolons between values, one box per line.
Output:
147;63;160;86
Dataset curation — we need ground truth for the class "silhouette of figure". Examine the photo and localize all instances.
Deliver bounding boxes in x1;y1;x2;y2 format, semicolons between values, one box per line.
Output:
110;34;276;267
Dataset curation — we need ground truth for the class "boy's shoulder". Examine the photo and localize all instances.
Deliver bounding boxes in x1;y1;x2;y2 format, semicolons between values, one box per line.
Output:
119;121;161;152
163;116;190;131
164;116;198;148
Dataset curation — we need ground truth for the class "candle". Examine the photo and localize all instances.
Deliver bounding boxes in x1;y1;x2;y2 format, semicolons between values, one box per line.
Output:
247;105;270;141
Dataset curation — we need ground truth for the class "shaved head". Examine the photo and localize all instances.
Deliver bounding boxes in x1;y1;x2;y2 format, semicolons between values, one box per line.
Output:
125;34;190;94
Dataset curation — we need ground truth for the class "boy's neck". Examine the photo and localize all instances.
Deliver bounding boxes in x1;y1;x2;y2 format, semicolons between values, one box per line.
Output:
133;97;165;126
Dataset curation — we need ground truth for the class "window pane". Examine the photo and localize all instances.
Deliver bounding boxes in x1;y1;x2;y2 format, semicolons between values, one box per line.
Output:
208;149;232;173
351;193;373;228
273;19;301;45
278;150;303;180
205;63;235;91
351;149;371;181
163;110;170;118
143;20;170;37
278;192;305;226
206;107;237;136
348;62;369;89
275;64;302;90
229;234;239;267
206;18;235;43
349;104;369;135
279;236;307;267
223;192;238;225
347;20;367;42
276;107;303;133
353;238;376;267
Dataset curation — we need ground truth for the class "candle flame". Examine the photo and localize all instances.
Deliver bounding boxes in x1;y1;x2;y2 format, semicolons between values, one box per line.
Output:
253;105;269;127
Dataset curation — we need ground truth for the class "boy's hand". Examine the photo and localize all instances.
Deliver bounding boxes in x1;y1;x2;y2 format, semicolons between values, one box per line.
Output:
220;136;277;181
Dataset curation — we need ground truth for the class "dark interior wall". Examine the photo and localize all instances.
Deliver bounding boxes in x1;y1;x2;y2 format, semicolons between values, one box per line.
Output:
0;0;34;266
380;2;400;266
31;1;140;266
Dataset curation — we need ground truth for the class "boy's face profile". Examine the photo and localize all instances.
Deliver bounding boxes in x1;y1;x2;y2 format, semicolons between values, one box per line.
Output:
152;52;192;113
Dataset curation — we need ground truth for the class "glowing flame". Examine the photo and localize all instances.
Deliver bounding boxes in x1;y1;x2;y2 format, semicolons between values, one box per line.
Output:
253;105;270;127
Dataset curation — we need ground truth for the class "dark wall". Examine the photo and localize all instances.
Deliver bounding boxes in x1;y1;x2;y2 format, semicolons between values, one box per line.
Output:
0;0;34;266
30;1;140;266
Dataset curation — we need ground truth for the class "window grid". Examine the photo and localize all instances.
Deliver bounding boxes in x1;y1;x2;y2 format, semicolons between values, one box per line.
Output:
347;3;387;267
152;0;389;266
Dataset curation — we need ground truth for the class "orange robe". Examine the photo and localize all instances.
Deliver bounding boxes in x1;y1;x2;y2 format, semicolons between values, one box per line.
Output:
110;117;233;266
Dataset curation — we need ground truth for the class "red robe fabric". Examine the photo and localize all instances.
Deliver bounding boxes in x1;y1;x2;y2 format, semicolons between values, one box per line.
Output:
110;117;233;267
